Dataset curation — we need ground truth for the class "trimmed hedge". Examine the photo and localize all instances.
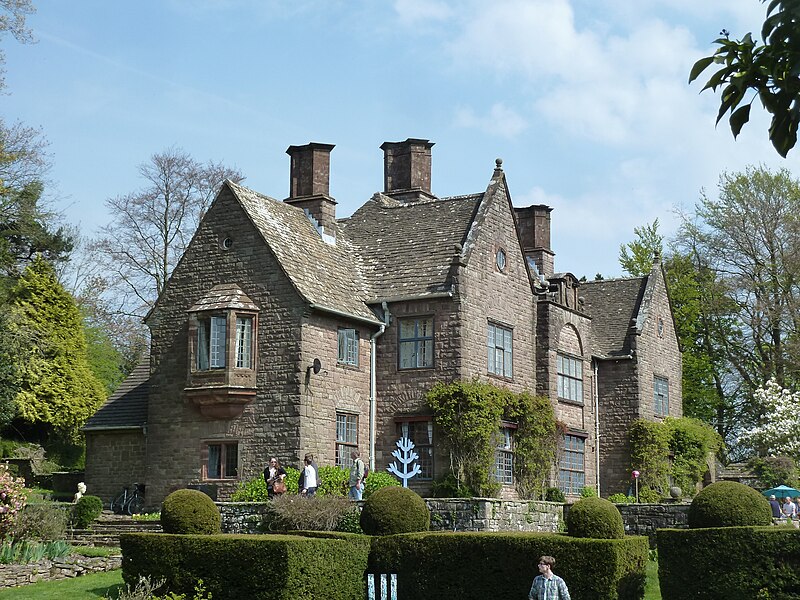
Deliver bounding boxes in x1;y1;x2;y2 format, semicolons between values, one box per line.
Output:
565;497;624;539
121;532;371;600
360;487;429;535
161;489;221;534
369;532;648;600
71;495;103;528
687;480;772;528
658;526;800;599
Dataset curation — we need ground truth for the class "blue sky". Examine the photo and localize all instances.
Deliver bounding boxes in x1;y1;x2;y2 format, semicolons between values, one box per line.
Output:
2;0;786;278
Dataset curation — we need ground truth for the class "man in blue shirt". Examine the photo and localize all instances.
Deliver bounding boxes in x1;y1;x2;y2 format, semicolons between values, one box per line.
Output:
529;555;571;600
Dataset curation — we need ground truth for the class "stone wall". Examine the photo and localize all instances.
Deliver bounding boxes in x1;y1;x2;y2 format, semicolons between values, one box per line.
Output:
85;430;146;506
617;502;690;541
217;498;563;534
0;554;121;589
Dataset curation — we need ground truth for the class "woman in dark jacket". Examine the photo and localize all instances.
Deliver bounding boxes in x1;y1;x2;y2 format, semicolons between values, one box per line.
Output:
264;457;287;499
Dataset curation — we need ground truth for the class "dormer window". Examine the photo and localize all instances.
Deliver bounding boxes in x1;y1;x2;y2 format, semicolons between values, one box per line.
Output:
185;284;259;419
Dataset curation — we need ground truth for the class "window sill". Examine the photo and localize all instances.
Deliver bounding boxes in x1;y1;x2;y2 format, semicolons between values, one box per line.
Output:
487;372;514;383
558;398;585;407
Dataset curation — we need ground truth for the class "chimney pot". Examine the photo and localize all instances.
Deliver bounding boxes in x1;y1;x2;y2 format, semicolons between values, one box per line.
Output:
284;142;337;241
380;138;435;202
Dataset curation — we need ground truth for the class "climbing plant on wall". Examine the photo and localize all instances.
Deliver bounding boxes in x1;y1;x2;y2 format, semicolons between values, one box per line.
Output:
629;417;722;497
426;379;559;499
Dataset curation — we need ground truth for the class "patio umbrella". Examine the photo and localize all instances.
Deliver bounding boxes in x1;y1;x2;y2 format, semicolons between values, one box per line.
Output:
762;484;800;498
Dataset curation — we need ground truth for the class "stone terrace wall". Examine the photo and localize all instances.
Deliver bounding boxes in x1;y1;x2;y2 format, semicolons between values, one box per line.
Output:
617;502;690;541
0;555;121;589
218;499;563;534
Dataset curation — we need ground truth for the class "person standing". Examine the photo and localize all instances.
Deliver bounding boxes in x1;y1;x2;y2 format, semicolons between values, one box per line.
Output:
529;556;571;600
769;494;782;519
782;496;797;522
349;450;366;500
299;455;318;497
263;458;286;500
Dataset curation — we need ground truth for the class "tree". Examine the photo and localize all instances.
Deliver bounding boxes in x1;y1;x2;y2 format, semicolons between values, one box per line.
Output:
0;0;35;91
674;165;800;457
619;219;663;277
92;147;243;315
7;255;106;442
739;378;800;459
689;0;800;156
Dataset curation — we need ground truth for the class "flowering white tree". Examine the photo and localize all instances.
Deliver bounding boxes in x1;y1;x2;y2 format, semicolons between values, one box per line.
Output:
739;379;800;458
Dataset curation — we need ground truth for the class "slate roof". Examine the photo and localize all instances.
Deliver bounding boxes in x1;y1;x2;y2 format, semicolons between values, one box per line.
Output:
83;360;149;431
341;192;483;301
187;283;259;312
580;276;647;358
229;181;379;323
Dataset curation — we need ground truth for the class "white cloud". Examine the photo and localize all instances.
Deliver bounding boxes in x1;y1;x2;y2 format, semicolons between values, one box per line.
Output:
393;0;453;26
454;103;528;138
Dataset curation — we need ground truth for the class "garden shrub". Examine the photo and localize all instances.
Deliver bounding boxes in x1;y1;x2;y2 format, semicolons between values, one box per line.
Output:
430;473;476;498
687;481;772;528
360;486;429;535
121;532;371;600
71;494;103;528
161;489;221;534
637;487;661;503
607;493;636;504
11;501;68;541
334;505;363;534
658;526;800;599
566;497;624;539
580;486;597;498
0;463;27;538
370;532;648;600
316;465;348;496
545;487;566;502
261;495;355;532
363;471;400;499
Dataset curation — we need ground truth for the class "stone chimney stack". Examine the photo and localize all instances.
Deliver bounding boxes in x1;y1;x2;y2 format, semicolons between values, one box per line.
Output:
284;142;337;239
380;138;435;202
514;205;555;278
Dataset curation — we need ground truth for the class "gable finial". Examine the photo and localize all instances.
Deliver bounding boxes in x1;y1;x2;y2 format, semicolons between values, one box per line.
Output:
495;158;503;170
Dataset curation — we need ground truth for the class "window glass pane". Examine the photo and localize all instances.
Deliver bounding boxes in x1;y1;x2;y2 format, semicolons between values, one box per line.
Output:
338;329;358;366
557;353;583;404
224;443;238;478
336;413;358;468
210;316;226;368
488;324;513;377
207;444;221;479
236;317;252;368
396;420;434;479
197;320;210;370
399;318;434;369
558;435;585;495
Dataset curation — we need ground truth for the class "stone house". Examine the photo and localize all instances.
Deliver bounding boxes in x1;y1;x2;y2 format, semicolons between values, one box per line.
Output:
84;138;681;506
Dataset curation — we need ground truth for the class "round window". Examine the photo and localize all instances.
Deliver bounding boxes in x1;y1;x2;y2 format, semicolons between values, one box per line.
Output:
496;248;507;272
221;237;233;250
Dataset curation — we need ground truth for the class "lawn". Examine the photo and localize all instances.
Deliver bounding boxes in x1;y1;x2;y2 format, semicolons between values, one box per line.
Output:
0;569;123;599
0;561;664;599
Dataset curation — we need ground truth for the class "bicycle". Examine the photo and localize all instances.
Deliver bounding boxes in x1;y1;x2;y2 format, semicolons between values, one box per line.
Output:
110;482;145;515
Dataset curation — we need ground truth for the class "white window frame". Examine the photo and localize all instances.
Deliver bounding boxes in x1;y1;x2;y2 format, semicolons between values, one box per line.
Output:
235;316;253;368
487;322;513;378
198;315;227;370
493;426;514;485
399;317;434;369
336;412;358;468
338;328;359;366
654;376;669;416
558;434;585;495
557;353;583;404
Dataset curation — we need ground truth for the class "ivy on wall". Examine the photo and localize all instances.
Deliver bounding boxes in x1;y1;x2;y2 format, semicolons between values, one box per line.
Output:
426;379;559;499
629;416;722;497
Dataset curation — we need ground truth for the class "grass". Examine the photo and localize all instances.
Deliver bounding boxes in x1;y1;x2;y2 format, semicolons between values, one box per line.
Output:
0;569;123;599
644;557;662;600
72;546;121;558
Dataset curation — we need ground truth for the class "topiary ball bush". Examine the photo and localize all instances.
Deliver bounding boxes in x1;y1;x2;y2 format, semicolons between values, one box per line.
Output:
687;481;772;528
566;496;624;539
161;489;221;534
360;486;430;535
72;495;103;528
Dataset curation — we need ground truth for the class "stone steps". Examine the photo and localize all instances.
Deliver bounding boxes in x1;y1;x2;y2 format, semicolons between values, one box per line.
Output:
68;512;162;546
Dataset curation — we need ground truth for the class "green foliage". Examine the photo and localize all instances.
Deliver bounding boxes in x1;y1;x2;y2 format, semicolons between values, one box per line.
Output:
71;494;103;528
688;481;772;528
360;486;430;536
689;1;800;157
748;455;799;489
10;500;68;541
0;538;70;564
334;505;363;534
629;417;721;497
619;218;662;277
566;497;625;539
430;472;476;498
8;255;106;442
545;487;566;503
637;488;661;503
363;470;400;499
161;489;221;535
580;486;597;498
608;493;637;504
316;464;348;496
261;495;357;532
121;532;371;600
658;526;800;599
0;462;26;537
427;379;558;498
369;531;648;600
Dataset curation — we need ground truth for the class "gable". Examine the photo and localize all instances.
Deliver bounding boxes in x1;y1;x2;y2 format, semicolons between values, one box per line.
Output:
581;276;647;358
